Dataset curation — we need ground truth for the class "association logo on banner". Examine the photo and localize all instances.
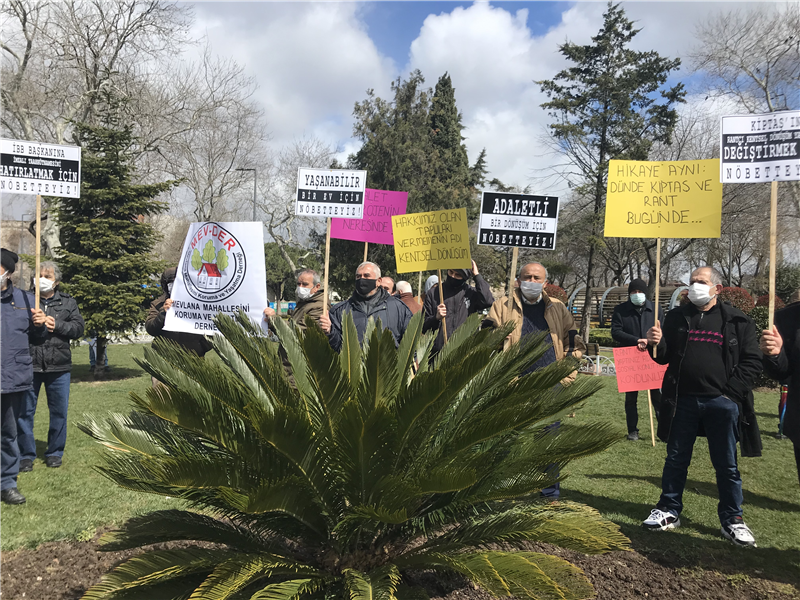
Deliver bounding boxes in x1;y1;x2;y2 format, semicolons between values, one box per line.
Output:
181;223;246;302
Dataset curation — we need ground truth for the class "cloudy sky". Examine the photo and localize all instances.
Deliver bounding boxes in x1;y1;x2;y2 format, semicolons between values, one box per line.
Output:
189;0;775;197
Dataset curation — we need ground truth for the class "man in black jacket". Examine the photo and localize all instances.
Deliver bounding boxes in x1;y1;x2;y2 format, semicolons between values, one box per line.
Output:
642;266;761;547
611;278;662;441
423;260;494;356
320;262;412;351
18;261;85;471
760;298;800;485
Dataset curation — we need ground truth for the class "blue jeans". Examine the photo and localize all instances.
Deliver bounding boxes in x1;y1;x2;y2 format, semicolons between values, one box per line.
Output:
658;394;742;525
18;371;71;460
88;338;107;367
1;392;26;490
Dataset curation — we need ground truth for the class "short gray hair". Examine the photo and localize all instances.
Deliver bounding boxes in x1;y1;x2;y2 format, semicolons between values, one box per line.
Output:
356;261;381;279
519;262;548;280
396;280;412;294
694;265;723;286
39;261;62;282
298;269;320;285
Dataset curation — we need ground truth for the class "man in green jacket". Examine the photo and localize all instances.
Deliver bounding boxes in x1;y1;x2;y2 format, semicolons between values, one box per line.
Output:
264;269;324;331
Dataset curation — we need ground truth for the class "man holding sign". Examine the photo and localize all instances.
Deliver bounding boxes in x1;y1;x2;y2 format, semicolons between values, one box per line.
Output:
422;260;493;356
320;261;411;351
642;266;762;547
611;279;662;441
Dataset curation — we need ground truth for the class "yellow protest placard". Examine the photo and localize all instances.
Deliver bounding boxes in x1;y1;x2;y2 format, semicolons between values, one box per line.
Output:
392;208;472;273
604;159;722;238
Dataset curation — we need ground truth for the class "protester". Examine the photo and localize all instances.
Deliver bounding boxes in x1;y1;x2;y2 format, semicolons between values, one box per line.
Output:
483;262;585;499
17;262;84;472
379;276;395;295
320;261;411;351
146;267;213;380
611;278;662;441
424;274;438;294
642;266;761;547
760;294;800;485
423;260;493;355
1;249;45;504
264;269;324;331
395;281;421;315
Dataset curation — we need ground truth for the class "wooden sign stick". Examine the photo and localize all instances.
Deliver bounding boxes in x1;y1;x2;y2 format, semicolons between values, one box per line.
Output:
507;246;519;312
363;242;368;263
768;180;778;330
438;268;447;343
504;247;519;352
322;217;332;314
35;194;42;310
648;236;661;446
417;271;423;300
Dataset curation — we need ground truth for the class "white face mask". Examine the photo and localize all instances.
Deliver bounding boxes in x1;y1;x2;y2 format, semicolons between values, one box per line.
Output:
167;282;173;295
688;282;714;306
630;292;646;306
38;277;55;294
520;280;544;302
0;272;7;288
296;286;312;301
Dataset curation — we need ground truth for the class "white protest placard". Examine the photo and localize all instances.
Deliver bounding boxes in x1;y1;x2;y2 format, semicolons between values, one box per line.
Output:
165;222;268;334
0;138;81;197
720;110;800;183
477;192;560;249
295;167;367;218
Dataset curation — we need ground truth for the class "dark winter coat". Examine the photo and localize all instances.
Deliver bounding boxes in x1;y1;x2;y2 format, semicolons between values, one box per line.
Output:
146;295;213;357
1;283;44;394
29;290;85;372
328;288;412;352
649;301;763;457
611;299;658;347
762;302;800;445
423;274;494;354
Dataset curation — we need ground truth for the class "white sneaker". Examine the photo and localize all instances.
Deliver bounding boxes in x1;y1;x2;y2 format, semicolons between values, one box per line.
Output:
721;519;757;547
642;508;680;531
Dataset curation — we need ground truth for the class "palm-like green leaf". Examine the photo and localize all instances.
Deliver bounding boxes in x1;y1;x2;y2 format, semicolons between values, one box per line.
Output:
81;310;628;600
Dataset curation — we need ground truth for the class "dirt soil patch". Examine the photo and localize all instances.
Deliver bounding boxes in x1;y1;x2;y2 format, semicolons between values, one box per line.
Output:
1;537;796;600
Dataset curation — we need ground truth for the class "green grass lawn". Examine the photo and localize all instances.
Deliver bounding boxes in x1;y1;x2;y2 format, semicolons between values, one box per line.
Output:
564;378;800;586
4;346;799;587
1;343;183;550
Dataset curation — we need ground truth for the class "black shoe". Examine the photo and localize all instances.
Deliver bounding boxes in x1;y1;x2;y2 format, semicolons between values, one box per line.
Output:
1;488;26;504
45;456;62;468
19;458;33;472
627;430;640;441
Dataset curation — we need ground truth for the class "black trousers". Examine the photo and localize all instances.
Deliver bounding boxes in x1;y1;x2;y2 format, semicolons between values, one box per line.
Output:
795;442;800;487
625;389;662;434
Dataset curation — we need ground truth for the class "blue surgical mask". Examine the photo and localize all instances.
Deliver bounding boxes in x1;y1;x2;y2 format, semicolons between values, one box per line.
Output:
630;293;646;306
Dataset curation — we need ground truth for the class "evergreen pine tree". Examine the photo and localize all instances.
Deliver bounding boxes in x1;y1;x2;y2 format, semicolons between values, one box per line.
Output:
329;72;485;293
538;2;685;340
55;113;178;372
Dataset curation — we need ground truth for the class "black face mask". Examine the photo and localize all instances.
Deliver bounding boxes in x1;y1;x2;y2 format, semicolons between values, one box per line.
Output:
445;275;464;289
355;278;377;297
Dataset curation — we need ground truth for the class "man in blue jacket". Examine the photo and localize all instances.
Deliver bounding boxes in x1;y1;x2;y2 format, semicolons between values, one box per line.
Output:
1;249;45;504
320;261;412;351
611;278;662;440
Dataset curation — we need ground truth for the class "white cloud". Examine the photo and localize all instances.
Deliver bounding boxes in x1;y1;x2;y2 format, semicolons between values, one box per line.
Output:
193;2;396;155
406;1;769;195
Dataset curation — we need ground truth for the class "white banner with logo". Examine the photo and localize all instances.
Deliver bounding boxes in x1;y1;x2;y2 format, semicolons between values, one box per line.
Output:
164;222;268;335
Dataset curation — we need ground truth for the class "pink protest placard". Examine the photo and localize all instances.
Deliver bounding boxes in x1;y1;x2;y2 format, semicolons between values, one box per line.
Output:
330;188;408;245
612;346;667;393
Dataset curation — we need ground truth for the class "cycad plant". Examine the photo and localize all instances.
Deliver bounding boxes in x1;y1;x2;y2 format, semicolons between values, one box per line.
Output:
80;311;628;600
